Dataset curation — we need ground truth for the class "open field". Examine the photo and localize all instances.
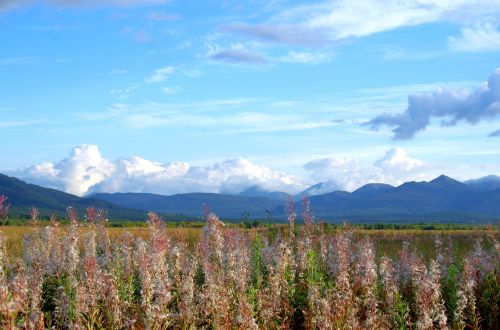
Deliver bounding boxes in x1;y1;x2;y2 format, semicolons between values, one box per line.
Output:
0;224;492;259
0;211;499;329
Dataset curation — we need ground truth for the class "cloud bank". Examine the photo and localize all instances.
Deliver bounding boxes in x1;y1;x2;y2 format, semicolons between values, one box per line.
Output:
5;145;462;197
9;145;305;196
304;147;429;192
367;68;500;139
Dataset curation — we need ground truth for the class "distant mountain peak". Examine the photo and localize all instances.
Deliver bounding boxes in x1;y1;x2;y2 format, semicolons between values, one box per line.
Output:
299;181;341;197
352;183;394;195
431;174;454;182
429;175;465;186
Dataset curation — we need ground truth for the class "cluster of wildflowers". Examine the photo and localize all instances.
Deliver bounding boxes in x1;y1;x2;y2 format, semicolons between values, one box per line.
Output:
0;197;498;329
0;195;9;225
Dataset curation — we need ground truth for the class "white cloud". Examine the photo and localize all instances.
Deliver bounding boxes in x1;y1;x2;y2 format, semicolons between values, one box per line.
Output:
280;51;334;64
11;145;114;196
10;145;494;197
374;147;424;172
0;119;42;128
224;0;500;45
206;42;268;65
10;144;306;196
448;23;500;52
303;148;430;194
367;68;500;139
162;86;183;95
110;86;138;100
145;66;175;83
221;22;327;46
109;69;129;75
80;100;341;132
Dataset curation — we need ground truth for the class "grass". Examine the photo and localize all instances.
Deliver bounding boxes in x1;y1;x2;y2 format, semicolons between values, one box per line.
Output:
0;225;202;258
1;214;498;329
0;224;490;260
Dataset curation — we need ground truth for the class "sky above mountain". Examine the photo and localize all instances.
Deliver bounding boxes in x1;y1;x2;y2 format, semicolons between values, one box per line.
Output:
1;1;500;196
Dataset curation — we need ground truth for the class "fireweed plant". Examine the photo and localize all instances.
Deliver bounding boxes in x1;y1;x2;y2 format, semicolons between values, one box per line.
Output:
0;197;498;329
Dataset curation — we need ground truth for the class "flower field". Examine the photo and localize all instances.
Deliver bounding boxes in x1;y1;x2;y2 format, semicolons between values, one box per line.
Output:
0;205;499;329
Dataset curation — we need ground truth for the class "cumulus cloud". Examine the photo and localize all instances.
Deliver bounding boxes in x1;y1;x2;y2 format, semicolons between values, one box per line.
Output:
366;69;500;139
374;147;424;172
448;23;500;52
304;148;430;194
11;145;114;196
10;144;305;196
5;145;462;198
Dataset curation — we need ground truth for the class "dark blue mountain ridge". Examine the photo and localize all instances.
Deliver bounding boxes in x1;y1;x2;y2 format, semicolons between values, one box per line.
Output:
2;172;500;221
0;173;147;220
465;175;500;191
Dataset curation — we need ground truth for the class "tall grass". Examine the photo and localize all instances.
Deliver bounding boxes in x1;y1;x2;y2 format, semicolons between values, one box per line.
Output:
0;203;498;329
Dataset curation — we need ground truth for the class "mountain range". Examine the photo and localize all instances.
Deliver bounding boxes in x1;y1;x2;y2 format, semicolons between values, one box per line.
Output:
1;172;500;222
0;173;173;220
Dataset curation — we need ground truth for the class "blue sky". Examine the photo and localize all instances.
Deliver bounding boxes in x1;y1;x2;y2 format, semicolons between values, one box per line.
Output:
1;0;500;196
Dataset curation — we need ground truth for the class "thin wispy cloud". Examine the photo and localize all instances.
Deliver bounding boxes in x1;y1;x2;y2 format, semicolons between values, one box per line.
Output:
109;69;129;75
146;11;180;21
206;42;268;66
110;86;138;100
0;119;44;128
162;86;182;95
120;27;152;43
78;98;344;133
209;49;268;65
0;57;41;65
448;23;500;52
489;129;500;137
279;51;334;64
222;0;500;46
145;66;175;83
221;22;327;46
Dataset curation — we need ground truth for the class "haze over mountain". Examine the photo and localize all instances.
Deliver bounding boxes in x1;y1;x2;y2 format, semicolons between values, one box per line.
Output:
465;175;500;191
92;174;500;221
